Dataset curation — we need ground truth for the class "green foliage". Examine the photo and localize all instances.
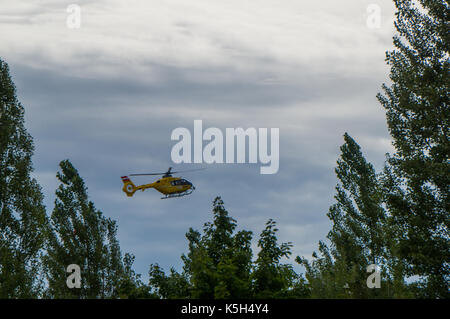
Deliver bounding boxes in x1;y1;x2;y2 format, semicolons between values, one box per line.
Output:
377;0;449;298
148;263;190;299
252;219;300;298
149;197;310;299
299;134;410;298
43;160;134;298
118;253;155;299
181;197;253;298
0;59;48;298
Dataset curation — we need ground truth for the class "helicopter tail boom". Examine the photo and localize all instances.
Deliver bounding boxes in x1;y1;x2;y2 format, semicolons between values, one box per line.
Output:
121;176;137;197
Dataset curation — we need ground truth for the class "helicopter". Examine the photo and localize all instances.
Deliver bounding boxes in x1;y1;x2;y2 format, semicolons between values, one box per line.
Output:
121;167;204;199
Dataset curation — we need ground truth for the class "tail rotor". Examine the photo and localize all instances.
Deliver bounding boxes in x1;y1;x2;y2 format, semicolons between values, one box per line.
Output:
121;176;137;197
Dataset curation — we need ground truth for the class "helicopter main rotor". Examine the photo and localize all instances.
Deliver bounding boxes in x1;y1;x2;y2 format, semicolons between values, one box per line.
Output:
129;167;205;178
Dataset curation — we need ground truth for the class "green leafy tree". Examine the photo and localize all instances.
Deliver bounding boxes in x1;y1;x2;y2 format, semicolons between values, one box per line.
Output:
252;219;307;298
149;197;253;299
148;263;190;298
44;160;131;298
118;253;155;299
297;241;343;298
377;0;449;298
148;197;309;299
181;197;253;298
0;59;48;298
299;134;409;298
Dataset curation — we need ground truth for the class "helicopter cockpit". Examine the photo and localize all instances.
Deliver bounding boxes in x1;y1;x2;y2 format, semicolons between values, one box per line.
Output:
171;179;192;186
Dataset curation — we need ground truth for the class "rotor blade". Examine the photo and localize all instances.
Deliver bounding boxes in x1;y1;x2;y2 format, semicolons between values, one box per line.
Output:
170;168;206;174
129;172;166;176
129;168;206;176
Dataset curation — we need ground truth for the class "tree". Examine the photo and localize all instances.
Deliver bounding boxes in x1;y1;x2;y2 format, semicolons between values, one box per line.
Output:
377;0;449;298
44;159;130;298
118;253;155;299
149;197;254;299
148;197;309;299
181;197;253;298
252;219;307;298
298;134;408;298
0;59;48;298
148;263;190;299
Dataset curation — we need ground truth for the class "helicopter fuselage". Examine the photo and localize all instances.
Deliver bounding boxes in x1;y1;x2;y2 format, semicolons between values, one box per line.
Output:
146;176;193;195
121;175;194;197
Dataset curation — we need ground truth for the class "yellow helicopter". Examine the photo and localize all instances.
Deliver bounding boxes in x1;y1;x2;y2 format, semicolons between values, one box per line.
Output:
121;167;204;199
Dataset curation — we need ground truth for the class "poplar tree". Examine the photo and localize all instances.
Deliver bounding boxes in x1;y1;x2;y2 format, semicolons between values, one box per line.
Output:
377;0;449;297
298;134;404;298
0;59;47;298
44;159;129;298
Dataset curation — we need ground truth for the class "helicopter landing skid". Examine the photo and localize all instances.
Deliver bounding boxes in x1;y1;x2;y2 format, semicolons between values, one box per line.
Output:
161;188;195;199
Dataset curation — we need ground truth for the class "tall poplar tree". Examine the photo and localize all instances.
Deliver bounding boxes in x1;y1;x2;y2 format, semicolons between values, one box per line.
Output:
0;59;48;298
44;160;130;298
377;0;449;297
298;134;405;298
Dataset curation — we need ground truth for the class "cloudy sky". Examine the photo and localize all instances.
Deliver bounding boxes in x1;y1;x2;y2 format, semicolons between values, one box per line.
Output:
1;0;397;279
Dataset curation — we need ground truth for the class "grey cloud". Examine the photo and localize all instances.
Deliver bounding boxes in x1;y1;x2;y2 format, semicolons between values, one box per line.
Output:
4;1;396;278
